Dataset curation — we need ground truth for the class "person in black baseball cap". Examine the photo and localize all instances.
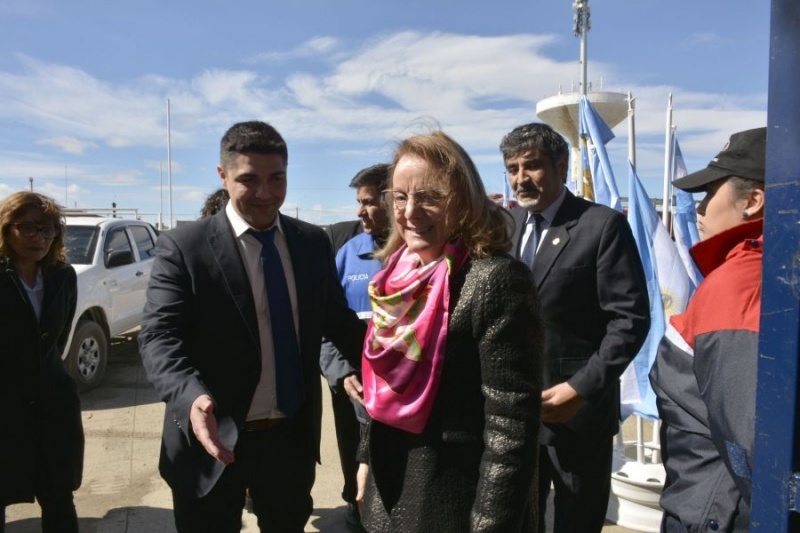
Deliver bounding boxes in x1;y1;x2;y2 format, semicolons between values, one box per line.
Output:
673;127;766;193
650;126;766;531
674;127;766;239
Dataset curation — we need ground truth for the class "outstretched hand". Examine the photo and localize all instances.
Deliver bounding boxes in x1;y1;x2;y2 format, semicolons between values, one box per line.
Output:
541;382;586;424
190;395;235;465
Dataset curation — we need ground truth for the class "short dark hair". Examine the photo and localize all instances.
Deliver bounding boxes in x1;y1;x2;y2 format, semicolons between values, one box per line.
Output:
200;188;229;218
727;176;763;201
349;164;390;192
500;122;569;166
220;121;288;169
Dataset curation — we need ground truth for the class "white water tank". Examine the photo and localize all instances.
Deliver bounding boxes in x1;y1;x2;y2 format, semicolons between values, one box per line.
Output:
536;91;628;192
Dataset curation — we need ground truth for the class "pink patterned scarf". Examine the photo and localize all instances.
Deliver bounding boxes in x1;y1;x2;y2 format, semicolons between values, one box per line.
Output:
361;240;470;433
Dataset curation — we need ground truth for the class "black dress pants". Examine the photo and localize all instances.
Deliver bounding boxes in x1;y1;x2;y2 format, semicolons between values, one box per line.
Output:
538;436;613;533
1;443;79;533
172;419;316;533
329;385;365;504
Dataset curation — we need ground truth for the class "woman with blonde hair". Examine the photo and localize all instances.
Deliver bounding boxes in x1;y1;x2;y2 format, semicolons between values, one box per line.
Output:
354;131;543;532
0;191;83;533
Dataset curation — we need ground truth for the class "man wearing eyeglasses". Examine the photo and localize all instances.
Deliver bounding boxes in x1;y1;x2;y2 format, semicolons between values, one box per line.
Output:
501;123;650;533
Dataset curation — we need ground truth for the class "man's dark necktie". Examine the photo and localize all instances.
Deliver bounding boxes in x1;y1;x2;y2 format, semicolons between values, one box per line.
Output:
520;213;544;269
248;228;304;417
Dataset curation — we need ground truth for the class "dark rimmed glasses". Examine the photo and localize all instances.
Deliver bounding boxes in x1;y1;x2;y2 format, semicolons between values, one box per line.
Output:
381;189;447;210
12;222;60;239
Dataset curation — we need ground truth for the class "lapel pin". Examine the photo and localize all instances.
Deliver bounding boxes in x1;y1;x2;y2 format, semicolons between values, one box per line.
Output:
552;237;561;246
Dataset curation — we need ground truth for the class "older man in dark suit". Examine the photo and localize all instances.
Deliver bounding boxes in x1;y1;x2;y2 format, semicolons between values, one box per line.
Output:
139;121;366;533
500;123;650;533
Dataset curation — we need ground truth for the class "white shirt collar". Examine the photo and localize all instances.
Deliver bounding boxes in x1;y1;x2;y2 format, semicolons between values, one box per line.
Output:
225;202;284;238
527;186;567;227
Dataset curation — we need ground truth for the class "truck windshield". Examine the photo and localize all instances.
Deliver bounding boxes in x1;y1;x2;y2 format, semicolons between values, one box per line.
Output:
65;226;100;265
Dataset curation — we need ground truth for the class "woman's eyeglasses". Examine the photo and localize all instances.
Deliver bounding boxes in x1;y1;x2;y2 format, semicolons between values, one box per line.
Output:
382;189;446;210
12;222;60;239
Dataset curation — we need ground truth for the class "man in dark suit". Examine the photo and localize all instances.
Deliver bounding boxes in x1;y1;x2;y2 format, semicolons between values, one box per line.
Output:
138;121;366;533
500;123;650;532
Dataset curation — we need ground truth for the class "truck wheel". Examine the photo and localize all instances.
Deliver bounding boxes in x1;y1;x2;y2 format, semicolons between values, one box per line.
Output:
66;320;108;393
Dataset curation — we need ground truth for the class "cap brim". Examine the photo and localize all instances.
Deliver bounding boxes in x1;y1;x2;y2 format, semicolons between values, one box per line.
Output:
673;165;730;193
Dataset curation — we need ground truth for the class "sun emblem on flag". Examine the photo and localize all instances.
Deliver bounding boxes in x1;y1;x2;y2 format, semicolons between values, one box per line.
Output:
661;288;686;318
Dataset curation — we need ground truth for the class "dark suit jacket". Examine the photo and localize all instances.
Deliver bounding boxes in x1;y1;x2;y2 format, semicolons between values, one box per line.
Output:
138;211;366;498
1;260;83;505
511;191;650;443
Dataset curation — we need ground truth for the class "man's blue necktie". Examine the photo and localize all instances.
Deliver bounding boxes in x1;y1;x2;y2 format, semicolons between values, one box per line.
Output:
520;213;544;269
248;228;304;417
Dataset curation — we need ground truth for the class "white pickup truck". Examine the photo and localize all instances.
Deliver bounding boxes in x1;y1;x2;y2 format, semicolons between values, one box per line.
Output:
63;216;159;391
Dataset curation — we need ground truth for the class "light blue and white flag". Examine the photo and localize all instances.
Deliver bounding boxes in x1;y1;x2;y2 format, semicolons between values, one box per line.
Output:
502;173;512;208
671;135;703;289
621;162;692;420
579;96;622;211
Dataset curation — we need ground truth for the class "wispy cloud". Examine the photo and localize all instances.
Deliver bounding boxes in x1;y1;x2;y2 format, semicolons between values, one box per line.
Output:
37;136;97;155
0;30;767;222
245;36;342;64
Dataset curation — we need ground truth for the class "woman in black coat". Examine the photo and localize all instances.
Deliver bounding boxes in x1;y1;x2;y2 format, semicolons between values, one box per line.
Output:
0;191;83;533
354;131;543;532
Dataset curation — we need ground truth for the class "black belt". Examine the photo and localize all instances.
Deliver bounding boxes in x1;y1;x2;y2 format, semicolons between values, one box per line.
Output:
243;418;284;431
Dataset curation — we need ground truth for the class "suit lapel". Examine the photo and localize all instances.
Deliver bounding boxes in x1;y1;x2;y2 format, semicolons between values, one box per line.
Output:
532;192;580;290
279;215;311;356
207;213;260;349
278;214;321;365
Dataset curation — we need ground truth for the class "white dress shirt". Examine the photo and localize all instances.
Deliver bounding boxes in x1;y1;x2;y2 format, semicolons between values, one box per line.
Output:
225;202;300;420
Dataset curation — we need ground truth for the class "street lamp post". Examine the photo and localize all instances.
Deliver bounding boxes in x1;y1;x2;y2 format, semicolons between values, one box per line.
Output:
28;177;33;191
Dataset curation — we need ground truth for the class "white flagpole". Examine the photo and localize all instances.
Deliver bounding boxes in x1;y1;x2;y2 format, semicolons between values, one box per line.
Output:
662;94;673;225
574;0;590;198
627;92;636;169
626;91;647;464
159;162;164;230
167;99;173;229
669;126;679;238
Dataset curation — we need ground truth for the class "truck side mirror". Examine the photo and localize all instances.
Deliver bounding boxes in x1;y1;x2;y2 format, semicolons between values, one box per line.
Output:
105;249;134;268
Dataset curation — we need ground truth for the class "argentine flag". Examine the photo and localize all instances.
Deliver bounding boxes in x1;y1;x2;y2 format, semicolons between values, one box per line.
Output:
579;96;622;212
671;134;703;289
621;163;692;419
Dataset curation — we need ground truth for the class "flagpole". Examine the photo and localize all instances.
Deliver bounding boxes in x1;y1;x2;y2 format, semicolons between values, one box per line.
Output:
662;94;673;225
159;162;164;230
627;92;636;169
669;126;679;237
167;98;173;229
574;0;590;198
625;91;648;463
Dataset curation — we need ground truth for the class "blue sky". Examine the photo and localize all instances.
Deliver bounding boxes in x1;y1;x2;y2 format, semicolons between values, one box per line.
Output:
0;0;769;226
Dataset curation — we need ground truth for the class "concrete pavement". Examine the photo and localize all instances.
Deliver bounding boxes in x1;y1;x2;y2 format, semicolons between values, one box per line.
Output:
6;333;637;532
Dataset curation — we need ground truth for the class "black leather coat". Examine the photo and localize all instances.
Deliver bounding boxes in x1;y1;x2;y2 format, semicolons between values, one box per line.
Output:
361;254;543;532
0;259;83;505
